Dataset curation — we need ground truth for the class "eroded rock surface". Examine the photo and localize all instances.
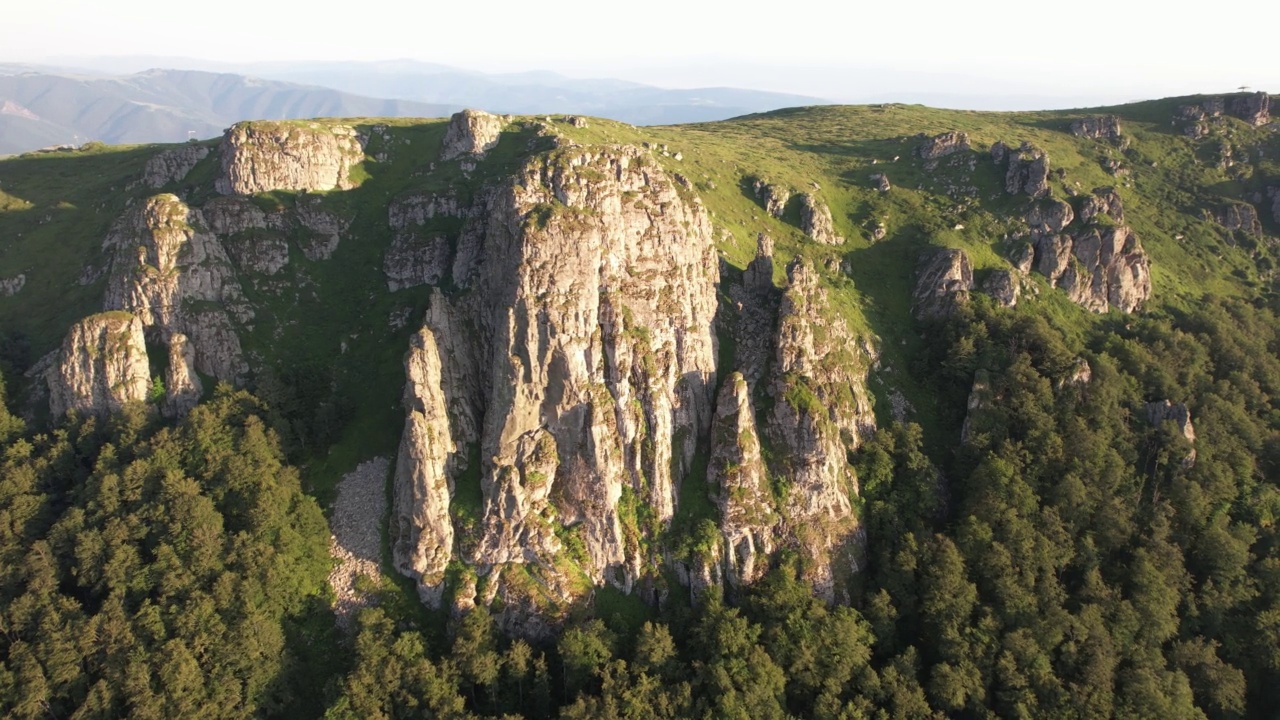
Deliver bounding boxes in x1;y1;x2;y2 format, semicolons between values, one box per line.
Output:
385;191;467;290
919;131;971;160
392;145;719;616
47;312;150;417
1216;202;1263;238
913;248;974;320
752;178;791;218
216;122;364;195
1146;400;1197;466
1003;143;1050;198
162;332;202;418
103;194;248;381
799;193;843;245
441;109;506;161
0;274;25;296
143;144;210;188
1070;115;1122;140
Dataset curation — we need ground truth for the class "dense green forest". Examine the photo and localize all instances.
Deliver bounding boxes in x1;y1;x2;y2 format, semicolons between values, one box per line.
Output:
3;290;1277;718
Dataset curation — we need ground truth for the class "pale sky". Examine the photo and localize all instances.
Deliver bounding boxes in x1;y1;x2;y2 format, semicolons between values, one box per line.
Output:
5;0;1279;104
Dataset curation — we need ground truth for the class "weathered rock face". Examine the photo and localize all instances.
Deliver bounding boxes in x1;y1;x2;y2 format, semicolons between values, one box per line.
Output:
441;109;506;161
919;131;971;160
1036;225;1151;313
1070;115;1122;140
752;178;791;218
1079;187;1125;225
709;373;774;588
799;193;844;245
1216;202;1263;238
983;269;1020;307
763;257;874;601
1228;92;1271;127
162;333;202;418
215;122;364;195
1004;143;1050;198
870;173;891;192
1177;93;1273;136
102;194;248;381
143;144;210;189
1146;400;1197;466
392;145;719;611
742;233;775;291
385;191;467;290
47;312;150;417
1027;199;1075;234
913;248;974;320
1269;187;1280;225
392;327;458;606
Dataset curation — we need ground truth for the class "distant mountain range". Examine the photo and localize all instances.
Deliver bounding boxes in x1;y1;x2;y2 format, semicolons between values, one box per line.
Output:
0;59;831;155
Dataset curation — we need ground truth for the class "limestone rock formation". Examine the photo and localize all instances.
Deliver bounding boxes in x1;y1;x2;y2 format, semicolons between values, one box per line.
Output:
709;373;774;588
870;173;891;192
913;248;974;320
752;178;790;218
103;194;248;381
983;269;1020;307
741;233;775;291
1003;143;1050;198
295;198;349;260
1079;187;1125;225
918;131;971;160
1034;224;1151;313
47;312;150;417
441;109;506;161
1177;93;1273;137
764;257;874;600
1215;202;1263;238
385;191;467;290
1146;400;1197;466
143;144;210;188
162;333;202;418
1070;116;1123;140
799;193;844;245
1027;198;1074;234
392;144;719;611
392;327;459;606
216;122;364;195
1228;92;1271;126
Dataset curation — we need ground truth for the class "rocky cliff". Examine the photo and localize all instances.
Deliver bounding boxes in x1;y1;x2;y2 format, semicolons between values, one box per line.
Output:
216;121;365;195
103;193;249;381
47;312;151;417
391;143;720;617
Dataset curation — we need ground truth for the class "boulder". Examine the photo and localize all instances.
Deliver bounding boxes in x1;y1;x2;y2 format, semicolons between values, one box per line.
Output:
918;131;971;160
752;178;791;218
441;109;506;161
982;269;1020;307
870;173;891;192
1215;202;1263;238
913;248;974;320
1005;143;1050;198
799;193;844;245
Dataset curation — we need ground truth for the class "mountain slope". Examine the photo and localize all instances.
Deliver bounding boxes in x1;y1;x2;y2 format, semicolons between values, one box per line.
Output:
1;92;1279;715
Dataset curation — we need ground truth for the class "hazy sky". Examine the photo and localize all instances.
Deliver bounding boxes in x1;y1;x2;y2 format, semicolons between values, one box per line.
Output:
5;0;1279;103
